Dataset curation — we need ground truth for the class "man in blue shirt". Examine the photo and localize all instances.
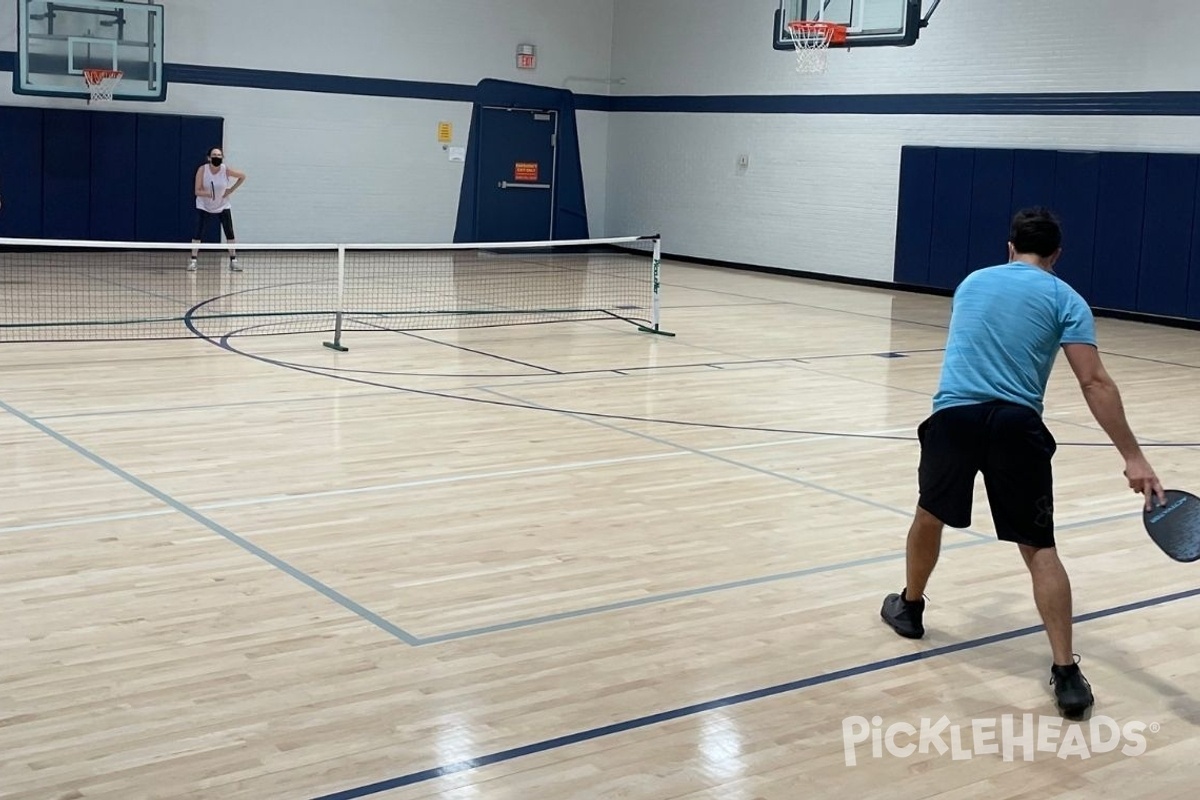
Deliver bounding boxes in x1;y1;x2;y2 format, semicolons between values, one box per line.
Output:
880;208;1164;720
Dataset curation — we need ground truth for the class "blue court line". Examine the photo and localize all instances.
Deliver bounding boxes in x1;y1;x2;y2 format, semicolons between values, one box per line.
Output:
311;584;1200;800
0;395;422;647
414;538;989;645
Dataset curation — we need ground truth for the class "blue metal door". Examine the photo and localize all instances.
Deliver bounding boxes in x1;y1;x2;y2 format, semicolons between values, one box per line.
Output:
474;106;557;242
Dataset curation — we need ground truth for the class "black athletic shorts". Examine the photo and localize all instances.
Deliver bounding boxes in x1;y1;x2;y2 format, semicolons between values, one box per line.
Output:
917;400;1057;549
194;208;235;241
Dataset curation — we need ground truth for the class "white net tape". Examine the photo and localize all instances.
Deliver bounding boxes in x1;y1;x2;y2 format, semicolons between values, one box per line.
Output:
85;71;122;103
787;24;837;74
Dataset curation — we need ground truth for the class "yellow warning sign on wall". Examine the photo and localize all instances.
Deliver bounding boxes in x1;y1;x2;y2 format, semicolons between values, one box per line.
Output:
437;122;453;143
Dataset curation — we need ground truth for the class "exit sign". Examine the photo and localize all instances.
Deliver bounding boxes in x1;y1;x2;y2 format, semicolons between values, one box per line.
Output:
517;44;536;70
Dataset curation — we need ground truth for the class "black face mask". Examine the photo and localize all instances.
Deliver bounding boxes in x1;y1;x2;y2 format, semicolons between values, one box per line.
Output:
210;157;223;166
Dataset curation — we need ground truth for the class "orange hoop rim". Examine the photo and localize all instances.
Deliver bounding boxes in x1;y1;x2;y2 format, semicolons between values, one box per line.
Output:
786;20;848;44
83;68;123;85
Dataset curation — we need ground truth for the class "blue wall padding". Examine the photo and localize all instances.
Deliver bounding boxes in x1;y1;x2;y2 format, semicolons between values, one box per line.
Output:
927;148;975;288
1136;153;1197;318
895;145;1200;321
967;148;1014;275
89;111;139;241
135;113;182;241
893;146;937;286
0;105;224;243
1090;153;1147;312
0;107;45;238
1009;149;1057;218
42;110;92;239
1050;151;1100;302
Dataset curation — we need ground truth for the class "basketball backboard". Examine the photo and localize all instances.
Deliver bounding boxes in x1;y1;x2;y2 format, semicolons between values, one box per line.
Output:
15;0;165;101
774;0;928;49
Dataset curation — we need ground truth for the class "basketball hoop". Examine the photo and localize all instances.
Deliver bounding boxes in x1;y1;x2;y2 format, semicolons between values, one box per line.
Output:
83;68;123;104
786;20;847;74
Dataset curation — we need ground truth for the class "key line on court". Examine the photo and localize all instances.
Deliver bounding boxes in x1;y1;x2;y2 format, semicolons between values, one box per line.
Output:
369;325;564;375
311;585;1200;800
71;267;194;308
478;387;993;540
414;538;990;645
662;274;952;331
665;269;1200;373
1;504;1144;646
32;389;398;421
0;427;914;536
783;356;1189;452
207;326;1200;448
0;394;423;647
0;386;1156;654
413;506;1149;643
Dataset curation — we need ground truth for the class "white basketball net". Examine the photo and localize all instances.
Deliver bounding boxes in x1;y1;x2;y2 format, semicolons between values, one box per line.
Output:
787;23;838;74
84;70;123;103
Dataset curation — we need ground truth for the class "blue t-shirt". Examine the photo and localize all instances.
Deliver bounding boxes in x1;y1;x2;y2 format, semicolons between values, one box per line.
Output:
932;261;1097;416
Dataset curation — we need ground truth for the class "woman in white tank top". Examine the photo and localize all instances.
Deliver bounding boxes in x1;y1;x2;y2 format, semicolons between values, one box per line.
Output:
189;147;247;271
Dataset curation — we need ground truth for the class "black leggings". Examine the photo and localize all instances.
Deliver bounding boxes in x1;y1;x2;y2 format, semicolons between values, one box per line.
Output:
194;209;235;241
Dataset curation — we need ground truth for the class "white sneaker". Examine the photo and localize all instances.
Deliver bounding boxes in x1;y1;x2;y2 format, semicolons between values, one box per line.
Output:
230;258;242;272
187;258;198;272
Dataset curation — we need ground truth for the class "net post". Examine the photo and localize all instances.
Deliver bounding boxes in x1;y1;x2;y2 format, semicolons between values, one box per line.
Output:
637;235;675;337
323;245;349;352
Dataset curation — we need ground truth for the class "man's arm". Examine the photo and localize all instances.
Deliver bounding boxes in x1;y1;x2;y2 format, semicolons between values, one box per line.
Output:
1062;342;1164;507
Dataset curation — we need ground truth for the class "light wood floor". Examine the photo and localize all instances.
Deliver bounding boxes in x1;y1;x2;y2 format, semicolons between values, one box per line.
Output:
2;260;1199;799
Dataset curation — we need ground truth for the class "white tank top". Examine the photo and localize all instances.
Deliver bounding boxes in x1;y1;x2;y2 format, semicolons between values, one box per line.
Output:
197;164;233;212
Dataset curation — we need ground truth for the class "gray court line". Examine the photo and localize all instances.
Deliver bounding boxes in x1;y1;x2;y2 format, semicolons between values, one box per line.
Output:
2;394;1145;652
781;354;1189;451
0;507;176;534
0;395;423;647
1058;509;1142;530
413;538;991;645
72;268;193;308
33;389;397;421
478;387;992;542
0;430;912;536
412;504;1149;644
662;274;950;332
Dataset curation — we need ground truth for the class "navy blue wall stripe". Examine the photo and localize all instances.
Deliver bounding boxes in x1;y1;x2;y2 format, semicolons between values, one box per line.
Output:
8;52;1200;115
600;91;1200;116
163;62;479;105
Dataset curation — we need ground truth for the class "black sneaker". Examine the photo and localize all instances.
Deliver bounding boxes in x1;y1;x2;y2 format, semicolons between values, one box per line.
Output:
1050;658;1094;720
881;589;925;639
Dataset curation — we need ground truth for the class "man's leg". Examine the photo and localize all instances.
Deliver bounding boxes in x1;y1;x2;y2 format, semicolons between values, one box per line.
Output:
882;407;977;639
985;406;1093;719
905;506;944;602
1020;544;1074;665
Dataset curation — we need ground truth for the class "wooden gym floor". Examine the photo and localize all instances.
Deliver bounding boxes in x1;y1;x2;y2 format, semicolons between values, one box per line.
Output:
2;260;1199;799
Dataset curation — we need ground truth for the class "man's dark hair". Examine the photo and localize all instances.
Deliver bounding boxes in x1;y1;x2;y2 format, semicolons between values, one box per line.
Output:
1009;207;1062;257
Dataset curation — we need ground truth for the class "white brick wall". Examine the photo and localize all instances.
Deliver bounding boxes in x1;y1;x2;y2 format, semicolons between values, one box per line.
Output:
607;0;1200;281
0;0;616;243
